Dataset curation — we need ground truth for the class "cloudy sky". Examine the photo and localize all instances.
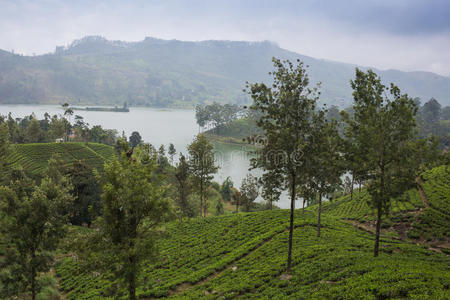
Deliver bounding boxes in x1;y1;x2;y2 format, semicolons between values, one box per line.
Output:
1;0;450;76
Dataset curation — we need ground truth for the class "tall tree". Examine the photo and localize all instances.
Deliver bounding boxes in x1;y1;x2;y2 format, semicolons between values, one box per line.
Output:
342;68;418;257
308;112;343;237
247;58;319;273
188;134;218;217
0;161;73;300
220;177;234;203
168;143;176;164
62;103;73;141
240;173;259;212
65;160;102;227
25;117;44;143
420;98;442;137
174;153;191;219
87;146;170;300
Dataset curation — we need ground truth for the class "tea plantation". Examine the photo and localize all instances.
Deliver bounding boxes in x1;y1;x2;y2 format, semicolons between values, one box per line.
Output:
5;142;115;175
55;165;449;299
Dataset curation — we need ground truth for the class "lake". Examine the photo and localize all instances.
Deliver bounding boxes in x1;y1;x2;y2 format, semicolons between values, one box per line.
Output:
0;105;296;208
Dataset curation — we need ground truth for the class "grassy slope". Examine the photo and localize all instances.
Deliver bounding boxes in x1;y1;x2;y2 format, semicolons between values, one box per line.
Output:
319;165;449;244
5;142;115;175
55;165;450;299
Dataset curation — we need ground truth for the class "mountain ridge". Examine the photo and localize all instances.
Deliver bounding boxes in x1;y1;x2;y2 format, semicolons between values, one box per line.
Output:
0;35;449;107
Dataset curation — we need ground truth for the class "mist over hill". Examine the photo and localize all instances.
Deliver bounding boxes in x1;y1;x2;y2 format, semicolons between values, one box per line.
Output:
1;36;449;107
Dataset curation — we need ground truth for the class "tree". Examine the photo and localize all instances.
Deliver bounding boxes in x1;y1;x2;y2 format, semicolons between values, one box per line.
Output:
25;117;44;143
195;104;209;130
0;121;10;182
86;147;170;300
174;154;192;219
64;160;102;226
0;162;73;300
62;103;73;141
342;68;418;257
129;131;142;148
240;174;259;212
220;177;234;202
215;197;224;215
260;172;282;210
308;112;343;237
247;58;319;273
157;144;169;171
188;134;218;217
168;143;176;164
418;98;442;138
231;188;242;213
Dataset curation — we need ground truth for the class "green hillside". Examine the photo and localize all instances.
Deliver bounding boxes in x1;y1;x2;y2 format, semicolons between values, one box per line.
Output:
5;142;115;175
1;36;450;107
319;165;449;244
55;165;450;299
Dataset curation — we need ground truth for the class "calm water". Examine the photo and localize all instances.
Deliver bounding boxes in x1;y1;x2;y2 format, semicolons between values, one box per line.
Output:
0;105;295;208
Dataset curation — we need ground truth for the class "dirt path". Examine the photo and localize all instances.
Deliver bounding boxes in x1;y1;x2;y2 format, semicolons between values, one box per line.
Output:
415;177;430;207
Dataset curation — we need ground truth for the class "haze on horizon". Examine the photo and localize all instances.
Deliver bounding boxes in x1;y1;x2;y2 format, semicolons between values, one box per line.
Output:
1;0;450;77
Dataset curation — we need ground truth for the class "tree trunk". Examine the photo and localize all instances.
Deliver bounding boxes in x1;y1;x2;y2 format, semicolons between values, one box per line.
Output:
31;249;36;300
200;180;204;217
302;199;305;214
374;200;382;257
374;168;384;257
287;174;296;274
317;193;322;237
128;271;136;300
128;255;136;300
350;173;354;201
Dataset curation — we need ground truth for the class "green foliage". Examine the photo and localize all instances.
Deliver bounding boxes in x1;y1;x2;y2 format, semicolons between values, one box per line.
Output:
168;143;176;164
195;103;242;132
421;165;450;214
55;209;449;299
316;165;449;243
74;147;171;300
0;163;73;299
129;131;142;148
220;177;233;202
174;154;194;219
240;173;259;212
5;142;114;175
342;68;420;256
188;134;219;217
2;111;120;146
64;160;102;226
248;57;321;272
0;120;10;182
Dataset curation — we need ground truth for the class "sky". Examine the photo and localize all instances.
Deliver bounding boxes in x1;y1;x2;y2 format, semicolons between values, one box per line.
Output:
1;0;450;76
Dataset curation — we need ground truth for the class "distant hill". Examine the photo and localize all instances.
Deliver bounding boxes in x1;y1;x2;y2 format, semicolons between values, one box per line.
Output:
55;166;449;299
5;142;115;175
1;36;449;107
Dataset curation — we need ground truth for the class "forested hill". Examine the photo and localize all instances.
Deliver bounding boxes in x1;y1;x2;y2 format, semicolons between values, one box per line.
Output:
1;35;450;107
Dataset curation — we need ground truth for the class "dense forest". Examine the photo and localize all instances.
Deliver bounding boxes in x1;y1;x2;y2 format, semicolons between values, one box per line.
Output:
1;36;450;107
0;59;449;299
